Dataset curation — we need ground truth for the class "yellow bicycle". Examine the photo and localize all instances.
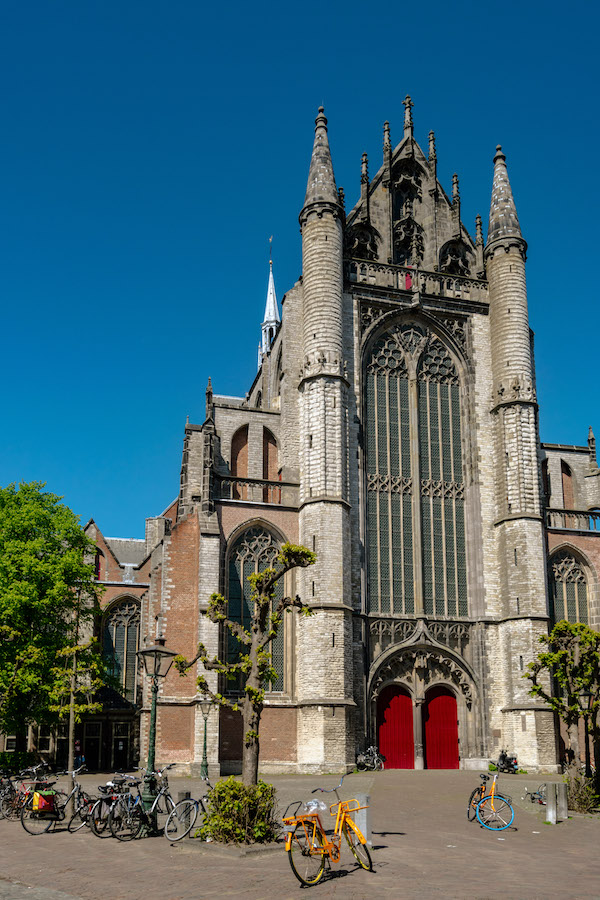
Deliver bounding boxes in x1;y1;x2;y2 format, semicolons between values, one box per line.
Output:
283;774;373;887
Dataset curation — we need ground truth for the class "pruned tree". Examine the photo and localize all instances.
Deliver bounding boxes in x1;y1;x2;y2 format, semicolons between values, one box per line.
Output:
525;620;600;784
175;542;316;785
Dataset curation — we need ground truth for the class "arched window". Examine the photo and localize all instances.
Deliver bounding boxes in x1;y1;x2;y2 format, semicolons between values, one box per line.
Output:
227;527;285;691
95;549;106;581
365;322;466;617
231;425;249;500
103;600;141;702
549;552;588;625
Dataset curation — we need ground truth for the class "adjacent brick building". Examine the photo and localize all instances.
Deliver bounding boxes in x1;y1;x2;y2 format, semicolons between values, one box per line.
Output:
82;101;600;774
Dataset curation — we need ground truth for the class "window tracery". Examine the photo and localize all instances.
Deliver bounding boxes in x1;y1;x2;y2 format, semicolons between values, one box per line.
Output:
365;322;466;617
549;552;588;624
103;600;140;703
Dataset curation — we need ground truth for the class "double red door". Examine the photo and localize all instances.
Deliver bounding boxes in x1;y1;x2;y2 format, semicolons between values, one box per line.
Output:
377;685;459;769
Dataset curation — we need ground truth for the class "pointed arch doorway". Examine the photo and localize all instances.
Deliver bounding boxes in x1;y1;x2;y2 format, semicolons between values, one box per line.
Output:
423;686;459;769
377;685;414;769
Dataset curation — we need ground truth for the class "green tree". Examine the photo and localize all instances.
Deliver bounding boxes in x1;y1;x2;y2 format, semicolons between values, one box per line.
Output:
176;542;316;785
0;482;105;748
525;620;600;784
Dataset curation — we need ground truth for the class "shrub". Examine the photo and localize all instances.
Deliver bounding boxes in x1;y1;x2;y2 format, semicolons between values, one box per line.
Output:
564;767;600;813
0;751;37;772
197;776;278;844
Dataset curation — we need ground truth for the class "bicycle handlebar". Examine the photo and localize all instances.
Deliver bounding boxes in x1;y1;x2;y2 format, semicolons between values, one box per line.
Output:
311;774;347;795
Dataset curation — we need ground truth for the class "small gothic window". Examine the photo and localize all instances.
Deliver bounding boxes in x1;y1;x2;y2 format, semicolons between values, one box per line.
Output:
95;550;106;581
561;461;574;509
549;552;588;625
227;527;285;691
103;600;141;703
231;425;249;500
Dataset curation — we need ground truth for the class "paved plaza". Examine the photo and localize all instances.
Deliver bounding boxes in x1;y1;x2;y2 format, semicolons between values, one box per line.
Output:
1;770;599;900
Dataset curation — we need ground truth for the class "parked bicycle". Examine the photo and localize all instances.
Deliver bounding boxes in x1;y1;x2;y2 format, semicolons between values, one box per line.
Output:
109;764;178;840
522;783;547;805
1;764;53;822
356;746;385;771
467;766;514;831
89;775;131;837
20;765;91;835
282;774;372;887
164;776;212;842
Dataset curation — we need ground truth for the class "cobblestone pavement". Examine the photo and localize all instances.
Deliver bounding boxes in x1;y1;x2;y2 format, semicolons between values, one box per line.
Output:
1;770;599;899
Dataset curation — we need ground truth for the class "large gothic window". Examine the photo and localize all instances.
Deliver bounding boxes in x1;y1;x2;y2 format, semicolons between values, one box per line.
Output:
227;527;285;691
365;322;467;617
103;600;141;703
549;552;588;624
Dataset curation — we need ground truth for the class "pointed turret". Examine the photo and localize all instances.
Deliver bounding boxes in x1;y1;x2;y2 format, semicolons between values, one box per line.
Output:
588;427;597;471
302;107;339;210
260;259;280;361
486;145;526;254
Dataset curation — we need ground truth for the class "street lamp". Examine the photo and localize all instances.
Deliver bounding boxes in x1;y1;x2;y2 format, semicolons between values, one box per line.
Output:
137;637;178;820
199;693;212;779
579;687;594;778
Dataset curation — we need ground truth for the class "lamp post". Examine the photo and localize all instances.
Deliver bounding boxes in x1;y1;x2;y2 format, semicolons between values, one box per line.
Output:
199;693;212;779
137;637;177;822
579;687;594;778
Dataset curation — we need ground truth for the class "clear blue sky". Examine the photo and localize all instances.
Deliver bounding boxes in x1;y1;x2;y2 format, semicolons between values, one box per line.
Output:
1;0;598;537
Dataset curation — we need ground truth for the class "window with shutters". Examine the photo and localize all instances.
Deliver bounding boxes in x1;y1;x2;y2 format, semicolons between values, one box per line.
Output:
227;526;285;691
365;321;467;617
102;600;141;703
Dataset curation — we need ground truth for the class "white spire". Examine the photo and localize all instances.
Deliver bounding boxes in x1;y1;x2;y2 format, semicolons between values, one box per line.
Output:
260;259;280;362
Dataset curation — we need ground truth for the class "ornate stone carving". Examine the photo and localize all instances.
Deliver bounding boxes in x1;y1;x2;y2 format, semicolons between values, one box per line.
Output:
493;372;536;404
420;479;465;500
438;317;468;356
419;339;459;385
372;645;474;708
344;222;379;261
551;552;585;584
393;216;424;266
439;239;474;276
105;601;140;629
301;349;346;381
365;335;407;376
367;473;413;495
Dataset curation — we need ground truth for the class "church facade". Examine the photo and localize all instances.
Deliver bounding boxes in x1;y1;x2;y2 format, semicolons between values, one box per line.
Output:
78;100;600;775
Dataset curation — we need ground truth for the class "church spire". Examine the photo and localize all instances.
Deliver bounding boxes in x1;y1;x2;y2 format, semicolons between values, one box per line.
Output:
303;107;339;209
486;145;525;254
259;258;280;364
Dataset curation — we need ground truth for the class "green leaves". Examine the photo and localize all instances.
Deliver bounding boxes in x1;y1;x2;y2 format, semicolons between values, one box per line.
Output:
0;482;104;732
197;777;278;844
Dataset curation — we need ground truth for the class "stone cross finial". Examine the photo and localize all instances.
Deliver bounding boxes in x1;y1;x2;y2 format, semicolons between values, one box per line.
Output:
361;152;369;183
383;120;391;152
403;95;413;137
589;426;597;470
452;173;460;202
428;130;436;161
475;214;483;246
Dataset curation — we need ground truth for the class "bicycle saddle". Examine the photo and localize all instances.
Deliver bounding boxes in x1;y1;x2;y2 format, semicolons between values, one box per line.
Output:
480;774;490;781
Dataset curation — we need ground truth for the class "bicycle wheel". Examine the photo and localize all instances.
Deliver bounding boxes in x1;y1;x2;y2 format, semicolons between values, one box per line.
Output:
20;795;55;835
476;794;514;831
342;819;373;871
164;799;199;842
109;800;144;841
467;787;483;821
68;795;94;833
0;794;20;820
52;792;69;824
154;793;176;833
287;821;326;887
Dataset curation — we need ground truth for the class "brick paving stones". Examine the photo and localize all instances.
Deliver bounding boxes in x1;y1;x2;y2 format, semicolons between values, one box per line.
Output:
1;770;599;899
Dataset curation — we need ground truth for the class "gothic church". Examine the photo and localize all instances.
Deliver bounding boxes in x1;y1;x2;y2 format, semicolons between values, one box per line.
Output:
79;100;600;775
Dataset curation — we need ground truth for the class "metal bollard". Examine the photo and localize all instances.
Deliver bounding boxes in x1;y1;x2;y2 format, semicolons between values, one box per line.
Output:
353;793;372;848
556;782;568;821
545;783;557;824
177;791;192;837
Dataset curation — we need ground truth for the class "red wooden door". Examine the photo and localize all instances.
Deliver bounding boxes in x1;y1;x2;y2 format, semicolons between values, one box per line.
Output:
423;686;459;769
377;685;414;769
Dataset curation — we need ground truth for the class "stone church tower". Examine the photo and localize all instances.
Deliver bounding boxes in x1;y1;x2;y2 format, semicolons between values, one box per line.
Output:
71;101;600;775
